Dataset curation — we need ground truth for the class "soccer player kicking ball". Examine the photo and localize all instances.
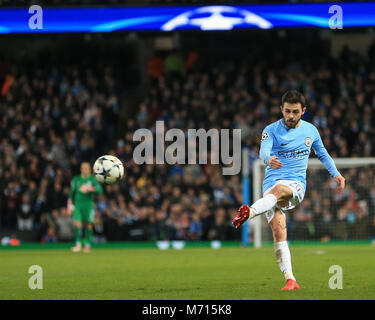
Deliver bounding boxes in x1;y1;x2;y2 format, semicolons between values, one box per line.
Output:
233;90;345;290
67;162;103;253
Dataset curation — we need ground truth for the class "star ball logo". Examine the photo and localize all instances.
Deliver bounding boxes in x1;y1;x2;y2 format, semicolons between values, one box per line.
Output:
161;6;273;31
261;132;269;142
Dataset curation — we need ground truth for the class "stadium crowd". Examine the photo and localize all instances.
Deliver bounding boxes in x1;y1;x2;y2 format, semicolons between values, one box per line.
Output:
1;40;375;243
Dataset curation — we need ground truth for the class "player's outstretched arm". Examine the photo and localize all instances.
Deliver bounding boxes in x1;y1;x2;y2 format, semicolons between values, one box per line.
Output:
312;128;345;193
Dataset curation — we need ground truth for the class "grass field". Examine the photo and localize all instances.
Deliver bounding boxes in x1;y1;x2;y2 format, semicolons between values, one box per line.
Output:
1;243;375;300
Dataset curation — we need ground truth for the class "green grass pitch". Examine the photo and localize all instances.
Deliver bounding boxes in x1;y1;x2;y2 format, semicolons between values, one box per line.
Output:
1;244;375;300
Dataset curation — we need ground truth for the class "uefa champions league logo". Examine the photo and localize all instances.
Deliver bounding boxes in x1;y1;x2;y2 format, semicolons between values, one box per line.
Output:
161;6;273;31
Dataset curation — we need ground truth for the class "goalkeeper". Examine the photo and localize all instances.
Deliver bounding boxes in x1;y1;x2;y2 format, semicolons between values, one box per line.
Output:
67;162;103;253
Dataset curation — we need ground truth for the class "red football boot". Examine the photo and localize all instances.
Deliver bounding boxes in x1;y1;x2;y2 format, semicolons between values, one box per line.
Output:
282;279;300;290
233;204;253;229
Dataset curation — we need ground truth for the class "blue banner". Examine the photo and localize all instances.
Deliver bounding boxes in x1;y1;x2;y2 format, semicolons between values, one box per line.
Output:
0;3;373;33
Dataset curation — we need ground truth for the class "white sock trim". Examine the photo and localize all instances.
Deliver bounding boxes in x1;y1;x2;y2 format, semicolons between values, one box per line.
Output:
274;241;295;281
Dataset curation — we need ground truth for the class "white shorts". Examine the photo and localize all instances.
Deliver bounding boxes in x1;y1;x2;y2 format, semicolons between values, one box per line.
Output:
263;180;305;224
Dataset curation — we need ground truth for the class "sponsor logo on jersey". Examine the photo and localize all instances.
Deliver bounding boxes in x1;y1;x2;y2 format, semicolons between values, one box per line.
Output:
278;149;310;158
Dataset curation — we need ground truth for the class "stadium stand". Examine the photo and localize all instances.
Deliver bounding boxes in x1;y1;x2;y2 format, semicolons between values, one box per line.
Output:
1;32;375;243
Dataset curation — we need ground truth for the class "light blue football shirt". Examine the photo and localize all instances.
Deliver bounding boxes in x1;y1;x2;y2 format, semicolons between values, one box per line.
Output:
260;119;340;193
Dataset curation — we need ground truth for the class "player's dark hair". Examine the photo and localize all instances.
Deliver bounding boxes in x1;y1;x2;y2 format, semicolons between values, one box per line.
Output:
281;90;306;109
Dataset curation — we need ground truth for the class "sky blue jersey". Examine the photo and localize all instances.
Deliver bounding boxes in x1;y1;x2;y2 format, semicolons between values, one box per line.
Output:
260;119;340;193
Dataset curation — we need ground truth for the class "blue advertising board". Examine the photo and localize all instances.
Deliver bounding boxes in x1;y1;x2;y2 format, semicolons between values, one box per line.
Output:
0;3;373;33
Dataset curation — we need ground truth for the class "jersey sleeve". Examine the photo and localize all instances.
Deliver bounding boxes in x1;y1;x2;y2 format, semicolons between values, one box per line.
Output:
68;177;76;202
312;127;340;178
259;126;274;166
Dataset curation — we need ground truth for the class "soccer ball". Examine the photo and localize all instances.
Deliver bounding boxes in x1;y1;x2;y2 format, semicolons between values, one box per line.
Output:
93;155;124;185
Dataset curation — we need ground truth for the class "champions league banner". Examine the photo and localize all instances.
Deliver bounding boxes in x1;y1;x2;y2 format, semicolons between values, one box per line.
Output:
0;2;374;33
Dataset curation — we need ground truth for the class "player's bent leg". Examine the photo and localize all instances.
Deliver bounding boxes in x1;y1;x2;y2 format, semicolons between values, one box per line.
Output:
72;220;83;252
233;184;293;228
269;209;300;290
269;184;293;206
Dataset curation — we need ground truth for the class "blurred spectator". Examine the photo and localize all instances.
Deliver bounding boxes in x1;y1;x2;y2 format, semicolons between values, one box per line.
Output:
54;208;74;241
150;209;169;240
208;208;228;241
42;226;58;243
189;211;203;240
18;194;34;231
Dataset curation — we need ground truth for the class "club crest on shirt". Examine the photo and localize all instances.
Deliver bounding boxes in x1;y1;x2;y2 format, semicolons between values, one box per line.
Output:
305;137;312;147
261;132;269;141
